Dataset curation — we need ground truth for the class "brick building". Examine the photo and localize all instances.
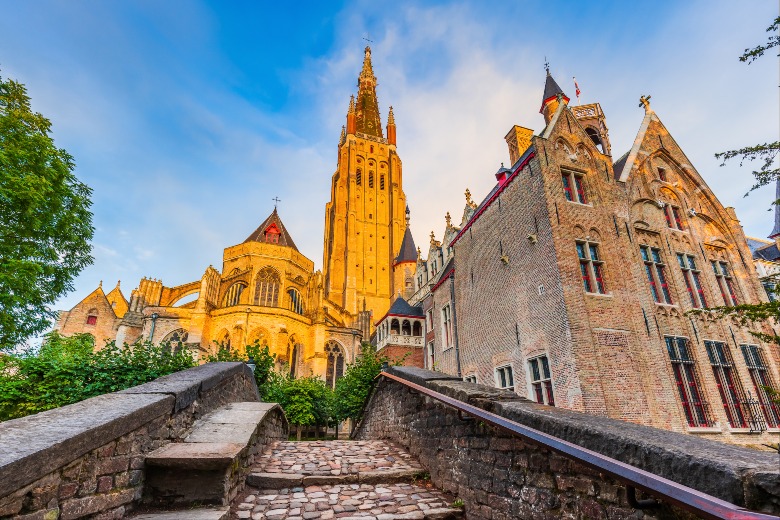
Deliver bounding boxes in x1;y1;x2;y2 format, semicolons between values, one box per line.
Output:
447;70;780;444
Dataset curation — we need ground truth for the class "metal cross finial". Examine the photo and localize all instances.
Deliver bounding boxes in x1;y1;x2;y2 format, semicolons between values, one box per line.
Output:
544;57;550;74
272;196;281;209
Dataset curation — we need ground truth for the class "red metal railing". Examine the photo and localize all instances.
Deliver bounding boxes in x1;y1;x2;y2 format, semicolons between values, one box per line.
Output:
379;371;778;520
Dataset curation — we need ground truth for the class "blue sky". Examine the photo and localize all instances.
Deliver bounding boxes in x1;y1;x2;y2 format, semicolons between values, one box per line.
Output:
1;0;777;315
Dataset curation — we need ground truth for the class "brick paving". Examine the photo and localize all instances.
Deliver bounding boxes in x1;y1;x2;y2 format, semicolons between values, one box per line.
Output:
254;440;423;476
234;482;459;520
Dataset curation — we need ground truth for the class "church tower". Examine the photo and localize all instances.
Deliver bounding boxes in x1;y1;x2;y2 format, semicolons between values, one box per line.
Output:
323;47;408;321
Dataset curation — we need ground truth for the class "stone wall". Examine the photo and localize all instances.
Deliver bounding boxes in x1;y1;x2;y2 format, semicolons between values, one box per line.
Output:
0;362;284;520
355;366;780;519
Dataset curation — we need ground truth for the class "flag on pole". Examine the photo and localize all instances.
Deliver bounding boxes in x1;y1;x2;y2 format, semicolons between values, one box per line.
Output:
573;77;581;104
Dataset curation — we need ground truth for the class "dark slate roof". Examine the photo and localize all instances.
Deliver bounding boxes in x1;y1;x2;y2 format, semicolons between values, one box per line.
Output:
244;208;299;251
770;180;780;238
395;226;417;263
542;72;566;102
753;241;780;262
386;296;424;318
612;151;630;180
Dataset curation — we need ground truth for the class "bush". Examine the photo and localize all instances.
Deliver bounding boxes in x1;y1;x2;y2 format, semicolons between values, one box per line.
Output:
333;344;391;424
264;371;332;440
205;339;275;391
0;332;195;421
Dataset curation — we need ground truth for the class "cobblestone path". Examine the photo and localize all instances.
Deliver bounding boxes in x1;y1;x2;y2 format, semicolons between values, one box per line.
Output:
231;440;462;520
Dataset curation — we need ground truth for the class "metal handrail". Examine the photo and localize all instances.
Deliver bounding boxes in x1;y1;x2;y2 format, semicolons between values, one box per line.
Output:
379;371;778;520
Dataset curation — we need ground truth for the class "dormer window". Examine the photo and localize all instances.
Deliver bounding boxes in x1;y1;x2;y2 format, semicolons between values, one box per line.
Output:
264;223;281;244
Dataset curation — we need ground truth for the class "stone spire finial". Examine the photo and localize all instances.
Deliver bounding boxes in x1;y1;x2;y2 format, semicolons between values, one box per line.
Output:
388;105;395;125
348;95;355;114
445;212;452;227
639;95;652;114
98;280;103;289
465;188;476;208
340;125;346;145
116;280;121;287
417;246;421;260
430;231;436;244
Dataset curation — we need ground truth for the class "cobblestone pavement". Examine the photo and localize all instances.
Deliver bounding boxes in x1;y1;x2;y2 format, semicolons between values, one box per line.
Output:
233;482;460;520
254;440;423;476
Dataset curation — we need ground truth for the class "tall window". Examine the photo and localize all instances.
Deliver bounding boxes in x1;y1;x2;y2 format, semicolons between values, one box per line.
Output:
561;170;588;204
288;288;304;315
224;282;246;307
677;254;707;308
576;241;606;294
495;365;514;392
640;245;673;304
665;336;711;427
369;171;374;188
356;168;362;185
255;268;280;307
441;304;453;348
427;309;433;332
664;205;684;230
427;341;435;369
325;341;345;389
380;174;385;190
704;340;747;428
289;343;299;378
712;261;739;306
529;356;555;406
741;345;780;428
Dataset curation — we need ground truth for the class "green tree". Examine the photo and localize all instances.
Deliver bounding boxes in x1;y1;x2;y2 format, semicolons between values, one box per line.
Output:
715;17;779;193
205;339;276;390
265;371;332;440
333;344;391;425
0;332;195;420
0;76;94;350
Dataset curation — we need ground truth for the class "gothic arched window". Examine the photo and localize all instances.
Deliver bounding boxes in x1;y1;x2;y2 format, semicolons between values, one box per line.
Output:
289;342;299;378
162;329;189;354
325;341;345;389
224;282;246;307
413;321;422;337
255;268;280;307
288;288;304;315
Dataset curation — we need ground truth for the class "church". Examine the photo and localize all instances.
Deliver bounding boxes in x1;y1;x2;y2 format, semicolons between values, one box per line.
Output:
56;47;415;388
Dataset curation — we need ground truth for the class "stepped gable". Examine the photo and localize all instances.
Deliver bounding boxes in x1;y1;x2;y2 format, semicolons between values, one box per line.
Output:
244;208;299;251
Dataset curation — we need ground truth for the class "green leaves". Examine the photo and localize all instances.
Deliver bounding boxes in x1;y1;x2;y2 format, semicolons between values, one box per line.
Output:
0;332;195;421
739;17;780;64
332;344;391;424
0;75;94;350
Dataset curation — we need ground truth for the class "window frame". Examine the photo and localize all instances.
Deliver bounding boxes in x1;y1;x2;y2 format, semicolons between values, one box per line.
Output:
664;336;712;428
640;245;673;304
704;340;747;428
441;304;453;350
677;253;707;308
495;365;515;392
464;375;477;384
561;170;589;205
712;260;739;306
740;344;780;428
576;241;607;294
528;355;555;406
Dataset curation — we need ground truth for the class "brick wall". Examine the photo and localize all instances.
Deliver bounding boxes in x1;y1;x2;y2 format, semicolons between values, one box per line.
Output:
354;367;780;519
0;363;286;519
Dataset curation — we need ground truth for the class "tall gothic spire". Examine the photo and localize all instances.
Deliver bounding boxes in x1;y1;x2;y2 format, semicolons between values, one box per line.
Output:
355;46;383;138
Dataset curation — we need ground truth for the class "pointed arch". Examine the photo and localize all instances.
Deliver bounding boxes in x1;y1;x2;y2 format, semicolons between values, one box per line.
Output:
255;267;280;307
224;282;247;307
161;328;188;354
325;340;345;389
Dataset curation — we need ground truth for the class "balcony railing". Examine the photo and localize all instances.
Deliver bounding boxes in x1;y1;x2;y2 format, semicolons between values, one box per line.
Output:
377;334;424;349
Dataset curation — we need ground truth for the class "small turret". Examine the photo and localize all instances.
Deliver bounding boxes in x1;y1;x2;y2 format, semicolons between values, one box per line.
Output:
540;67;569;125
387;106;396;145
346;95;356;135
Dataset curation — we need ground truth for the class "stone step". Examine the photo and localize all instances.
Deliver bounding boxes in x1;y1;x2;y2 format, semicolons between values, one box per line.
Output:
232;482;463;520
129;507;229;519
247;468;425;488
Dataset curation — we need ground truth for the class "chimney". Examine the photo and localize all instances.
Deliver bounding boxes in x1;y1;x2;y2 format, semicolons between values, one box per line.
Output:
505;125;534;165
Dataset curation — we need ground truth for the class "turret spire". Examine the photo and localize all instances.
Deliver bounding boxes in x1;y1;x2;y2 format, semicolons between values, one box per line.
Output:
540;67;569;124
355;46;383;138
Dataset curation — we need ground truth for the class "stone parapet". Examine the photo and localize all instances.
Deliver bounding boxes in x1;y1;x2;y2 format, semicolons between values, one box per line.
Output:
0;362;274;519
354;366;780;518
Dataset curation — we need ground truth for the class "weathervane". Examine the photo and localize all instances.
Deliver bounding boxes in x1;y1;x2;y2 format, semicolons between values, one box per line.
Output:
272;196;281;209
363;34;374;45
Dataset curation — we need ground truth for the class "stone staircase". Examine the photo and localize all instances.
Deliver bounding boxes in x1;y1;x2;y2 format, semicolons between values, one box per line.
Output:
128;415;462;519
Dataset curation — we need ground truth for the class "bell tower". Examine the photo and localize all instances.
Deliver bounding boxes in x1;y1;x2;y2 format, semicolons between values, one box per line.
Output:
323;47;407;320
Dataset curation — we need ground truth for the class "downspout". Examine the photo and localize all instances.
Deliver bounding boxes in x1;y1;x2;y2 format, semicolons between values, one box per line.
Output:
148;312;159;343
449;274;462;378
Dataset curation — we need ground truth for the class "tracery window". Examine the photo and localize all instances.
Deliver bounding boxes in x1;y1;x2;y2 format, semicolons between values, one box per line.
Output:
677;254;707;308
288;288;304;315
576;241;606;294
162;329;189;354
640;245;672;304
224;282;246;307
665;336;711;427
712;261;739;306
289;341;299;378
255;268;280;307
704;340;747;428
325;341;345;389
